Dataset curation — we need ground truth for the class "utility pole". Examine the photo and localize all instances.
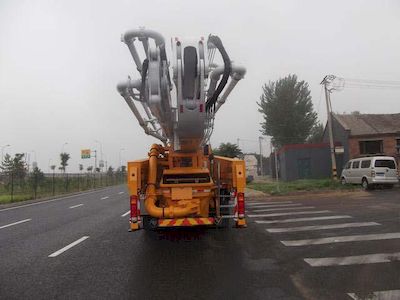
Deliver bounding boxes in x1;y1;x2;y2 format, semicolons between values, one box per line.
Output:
274;146;280;192
93;150;97;171
321;75;338;180
269;140;273;178
258;136;263;176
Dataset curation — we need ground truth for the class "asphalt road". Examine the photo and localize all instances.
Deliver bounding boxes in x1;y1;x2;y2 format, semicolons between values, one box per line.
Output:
0;186;399;299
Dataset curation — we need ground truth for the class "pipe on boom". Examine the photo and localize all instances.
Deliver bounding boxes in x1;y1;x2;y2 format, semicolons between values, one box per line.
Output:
117;82;167;143
205;35;231;111
145;144;199;218
122;28;167;74
215;65;246;113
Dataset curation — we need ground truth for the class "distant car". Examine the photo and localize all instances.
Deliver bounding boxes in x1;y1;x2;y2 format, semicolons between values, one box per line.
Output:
341;156;399;190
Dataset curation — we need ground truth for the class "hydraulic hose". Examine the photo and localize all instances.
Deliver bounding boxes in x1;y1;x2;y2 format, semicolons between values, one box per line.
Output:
140;59;149;101
205;35;231;112
144;144;198;218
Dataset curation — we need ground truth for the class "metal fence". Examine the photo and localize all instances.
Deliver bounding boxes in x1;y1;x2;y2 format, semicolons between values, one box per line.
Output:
0;172;126;204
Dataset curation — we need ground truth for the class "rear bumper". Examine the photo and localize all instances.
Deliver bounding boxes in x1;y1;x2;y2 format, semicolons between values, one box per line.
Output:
158;217;215;227
371;178;399;184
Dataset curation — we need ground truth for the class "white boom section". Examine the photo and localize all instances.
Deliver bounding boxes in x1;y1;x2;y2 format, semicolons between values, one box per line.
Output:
117;28;246;151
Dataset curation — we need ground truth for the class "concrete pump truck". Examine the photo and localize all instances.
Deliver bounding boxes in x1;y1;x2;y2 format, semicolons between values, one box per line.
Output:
117;28;246;231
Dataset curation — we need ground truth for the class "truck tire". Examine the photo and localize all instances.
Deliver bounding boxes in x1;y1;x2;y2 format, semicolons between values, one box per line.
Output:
142;215;158;230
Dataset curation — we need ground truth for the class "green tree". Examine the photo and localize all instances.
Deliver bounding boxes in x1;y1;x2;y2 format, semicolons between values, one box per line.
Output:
107;166;114;177
0;153;14;175
87;166;93;172
29;167;45;199
1;153;27;180
213;142;243;158
307;123;324;143
79;164;83;172
59;152;70;173
258;74;317;147
1;153;27;199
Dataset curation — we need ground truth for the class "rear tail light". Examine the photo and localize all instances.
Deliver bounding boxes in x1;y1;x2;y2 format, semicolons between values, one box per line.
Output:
130;195;138;222
237;192;245;218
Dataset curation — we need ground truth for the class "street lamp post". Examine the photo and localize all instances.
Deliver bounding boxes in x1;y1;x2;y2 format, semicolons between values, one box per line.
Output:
119;148;125;169
31;150;37;170
61;142;68;153
94;140;104;172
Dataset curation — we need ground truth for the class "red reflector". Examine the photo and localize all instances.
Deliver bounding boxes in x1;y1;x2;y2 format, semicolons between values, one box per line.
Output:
130;195;138;219
180;105;184;113
237;192;245;217
199;104;203;112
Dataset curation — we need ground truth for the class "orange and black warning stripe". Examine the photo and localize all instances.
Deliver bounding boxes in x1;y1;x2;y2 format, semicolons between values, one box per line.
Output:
158;217;215;227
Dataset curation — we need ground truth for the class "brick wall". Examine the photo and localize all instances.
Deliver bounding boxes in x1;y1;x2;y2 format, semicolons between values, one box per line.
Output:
348;135;399;159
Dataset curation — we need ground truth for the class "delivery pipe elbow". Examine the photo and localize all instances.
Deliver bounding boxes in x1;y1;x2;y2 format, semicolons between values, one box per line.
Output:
232;65;246;79
117;82;128;95
123;28;165;46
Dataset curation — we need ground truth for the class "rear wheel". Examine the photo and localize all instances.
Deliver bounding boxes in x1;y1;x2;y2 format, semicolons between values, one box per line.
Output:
362;178;370;190
142;215;158;230
341;177;346;185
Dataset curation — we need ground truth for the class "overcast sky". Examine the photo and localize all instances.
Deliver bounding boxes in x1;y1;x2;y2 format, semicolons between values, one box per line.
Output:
1;0;400;172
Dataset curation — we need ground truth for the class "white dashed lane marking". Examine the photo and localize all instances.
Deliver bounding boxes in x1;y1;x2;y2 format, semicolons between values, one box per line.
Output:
267;222;380;233
69;204;83;209
121;210;130;217
118;192;124;195
48;236;90;258
0;219;31;230
101;196;109;200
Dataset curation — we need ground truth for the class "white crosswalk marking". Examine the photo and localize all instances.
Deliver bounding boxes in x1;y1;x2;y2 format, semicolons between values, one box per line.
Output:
305;252;400;267
347;289;400;300
248;203;302;208
247;201;293;206
282;232;400;246
248;210;331;218
252;206;315;212
255;215;352;224
267;222;380;233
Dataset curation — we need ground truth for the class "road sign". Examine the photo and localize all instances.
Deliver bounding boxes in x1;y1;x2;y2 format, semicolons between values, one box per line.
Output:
335;146;344;154
81;149;91;159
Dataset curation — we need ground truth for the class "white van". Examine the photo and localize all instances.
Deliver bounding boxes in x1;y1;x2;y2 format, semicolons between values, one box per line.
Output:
341;156;399;189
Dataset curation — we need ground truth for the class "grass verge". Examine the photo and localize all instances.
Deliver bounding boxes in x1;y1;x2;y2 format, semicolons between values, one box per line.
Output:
248;179;358;196
0;194;33;204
